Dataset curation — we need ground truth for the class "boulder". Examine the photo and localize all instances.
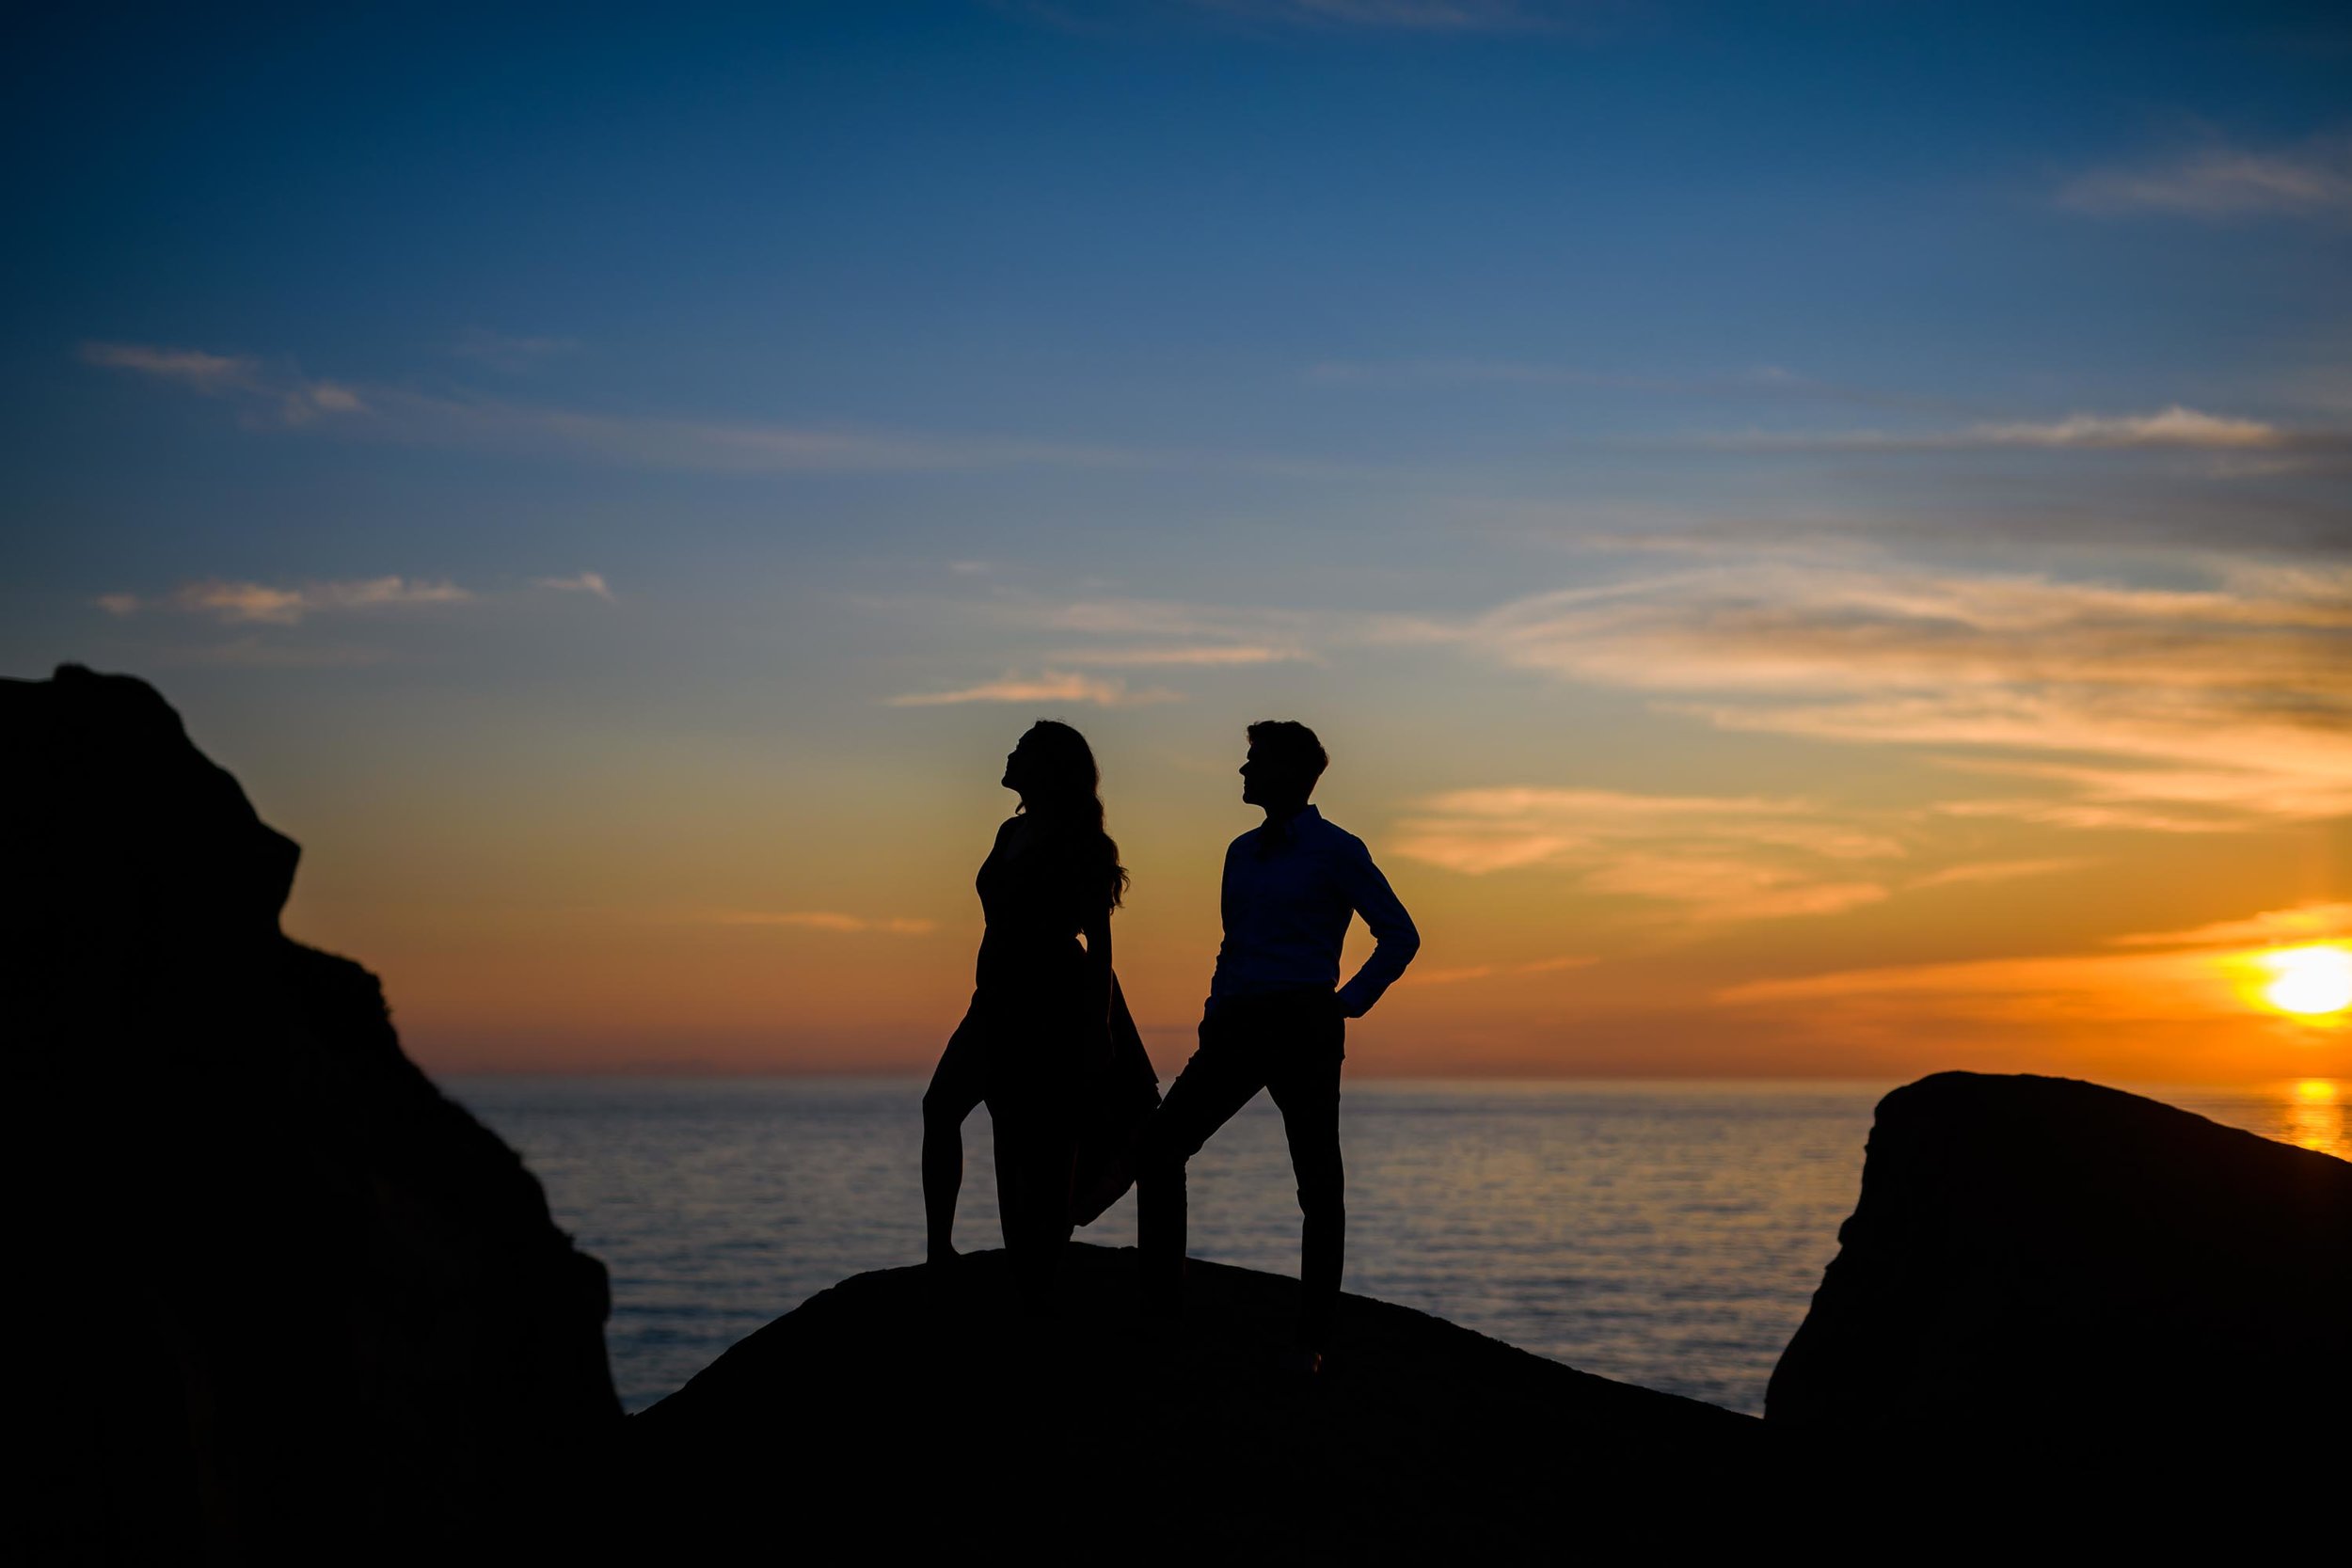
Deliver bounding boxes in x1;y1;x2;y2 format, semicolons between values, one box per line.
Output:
8;665;619;1560
1767;1071;2351;1439
624;1242;1772;1555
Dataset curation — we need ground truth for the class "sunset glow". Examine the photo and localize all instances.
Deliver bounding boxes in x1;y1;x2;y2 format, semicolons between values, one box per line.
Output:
5;6;2345;1084
2260;948;2352;1020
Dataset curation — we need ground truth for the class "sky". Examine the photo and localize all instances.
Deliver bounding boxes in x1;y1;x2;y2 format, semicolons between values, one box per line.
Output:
4;1;2347;1081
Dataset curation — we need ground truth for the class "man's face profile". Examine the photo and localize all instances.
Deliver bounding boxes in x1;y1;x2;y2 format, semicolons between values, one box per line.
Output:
1241;745;1311;809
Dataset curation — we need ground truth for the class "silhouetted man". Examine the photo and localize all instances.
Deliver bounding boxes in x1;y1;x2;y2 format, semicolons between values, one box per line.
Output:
1136;721;1419;1370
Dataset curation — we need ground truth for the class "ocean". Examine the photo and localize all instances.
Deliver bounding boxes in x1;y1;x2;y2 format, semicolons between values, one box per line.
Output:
449;1076;2345;1417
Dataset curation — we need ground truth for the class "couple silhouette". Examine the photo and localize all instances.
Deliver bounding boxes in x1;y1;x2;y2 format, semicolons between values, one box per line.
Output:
922;719;1420;1368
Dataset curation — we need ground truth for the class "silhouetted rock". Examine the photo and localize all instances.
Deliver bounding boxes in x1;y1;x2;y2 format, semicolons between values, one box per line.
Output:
1768;1071;2352;1439
624;1243;1770;1555
8;665;618;1560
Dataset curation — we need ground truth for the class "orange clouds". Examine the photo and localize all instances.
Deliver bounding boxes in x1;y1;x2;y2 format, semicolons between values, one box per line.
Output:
691;910;940;936
1718;902;2352;1036
1437;555;2352;830
884;672;1182;707
1390;787;1902;922
1401;955;1595;987
99;577;475;626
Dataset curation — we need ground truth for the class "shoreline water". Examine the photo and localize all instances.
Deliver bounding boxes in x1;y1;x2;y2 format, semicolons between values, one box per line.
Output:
450;1075;2342;1414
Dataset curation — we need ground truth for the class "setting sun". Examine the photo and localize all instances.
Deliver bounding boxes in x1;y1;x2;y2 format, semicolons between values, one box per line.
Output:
9;4;2348;1098
2260;947;2352;1018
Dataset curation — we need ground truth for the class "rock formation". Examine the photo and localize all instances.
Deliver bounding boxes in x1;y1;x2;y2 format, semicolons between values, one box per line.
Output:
624;1242;1771;1555
33;660;2341;1550
1767;1071;2352;1439
8;665;618;1560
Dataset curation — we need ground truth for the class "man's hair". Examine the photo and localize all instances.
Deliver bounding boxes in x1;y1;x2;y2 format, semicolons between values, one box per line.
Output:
1247;720;1328;784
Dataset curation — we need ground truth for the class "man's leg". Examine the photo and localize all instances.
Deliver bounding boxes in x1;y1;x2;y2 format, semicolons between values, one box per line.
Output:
1264;1000;1346;1353
1132;1011;1267;1311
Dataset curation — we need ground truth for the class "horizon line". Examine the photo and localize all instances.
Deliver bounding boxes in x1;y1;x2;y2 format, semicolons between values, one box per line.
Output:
431;1067;2331;1089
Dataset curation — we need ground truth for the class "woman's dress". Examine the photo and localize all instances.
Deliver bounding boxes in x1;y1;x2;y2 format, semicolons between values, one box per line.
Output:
933;818;1159;1227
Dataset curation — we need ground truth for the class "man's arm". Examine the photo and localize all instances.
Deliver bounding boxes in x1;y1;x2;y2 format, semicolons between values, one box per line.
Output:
1333;840;1419;1018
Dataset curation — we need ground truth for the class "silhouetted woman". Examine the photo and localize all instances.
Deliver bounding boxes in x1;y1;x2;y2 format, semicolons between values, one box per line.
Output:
921;721;1160;1306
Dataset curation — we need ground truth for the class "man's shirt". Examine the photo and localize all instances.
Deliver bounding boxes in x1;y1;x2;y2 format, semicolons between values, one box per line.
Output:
1208;805;1420;1018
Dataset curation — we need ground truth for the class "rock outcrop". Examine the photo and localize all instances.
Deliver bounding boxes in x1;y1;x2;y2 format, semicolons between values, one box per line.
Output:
1767;1071;2352;1439
8;665;618;1560
624;1243;1771;1556
41;659;2343;1549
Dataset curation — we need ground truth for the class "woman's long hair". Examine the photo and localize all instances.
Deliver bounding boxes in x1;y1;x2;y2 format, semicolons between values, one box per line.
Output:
1016;720;1129;909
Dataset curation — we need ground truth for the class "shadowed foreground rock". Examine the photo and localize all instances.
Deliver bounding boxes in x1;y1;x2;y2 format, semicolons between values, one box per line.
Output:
626;1243;1771;1556
8;666;619;1560
1768;1071;2352;1441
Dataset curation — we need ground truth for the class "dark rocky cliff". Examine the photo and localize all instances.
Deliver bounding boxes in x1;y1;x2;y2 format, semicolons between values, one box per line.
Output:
8;665;618;1560
27;660;2337;1550
624;1242;1772;1556
1767;1071;2351;1439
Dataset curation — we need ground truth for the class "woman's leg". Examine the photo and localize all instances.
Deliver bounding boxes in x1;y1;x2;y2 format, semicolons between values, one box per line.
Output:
994;1099;1077;1310
921;1097;964;1265
922;1014;988;1266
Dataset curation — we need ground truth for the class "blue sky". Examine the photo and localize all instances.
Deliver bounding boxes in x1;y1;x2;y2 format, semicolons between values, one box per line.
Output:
5;2;2346;1075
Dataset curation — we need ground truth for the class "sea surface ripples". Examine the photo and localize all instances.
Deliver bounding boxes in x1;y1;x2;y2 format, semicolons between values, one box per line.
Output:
450;1076;2342;1415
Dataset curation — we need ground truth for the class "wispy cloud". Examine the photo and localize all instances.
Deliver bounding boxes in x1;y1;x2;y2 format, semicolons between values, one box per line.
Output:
1927;753;2352;828
1309;361;2003;420
82;341;367;424
2058;133;2352;220
1472;483;2352;560
81;340;1369;478
901;549;2350;831
1454;560;2352;693
2106;902;2352;949
1391;786;1901;923
1010;597;1326;668
1309;358;1810;393
1717;947;2235;1024
80;341;256;389
1063;643;1311;667
98;576;473;626
97;570;620;626
696;910;938;935
885;671;1184;707
1430;554;2352;827
1905;858;2089;891
1716;900;2350;1026
1403;954;1596;986
533;571;616;601
1044;597;1319;641
857;590;1333;707
1696;405;2316;453
1964;407;2286;450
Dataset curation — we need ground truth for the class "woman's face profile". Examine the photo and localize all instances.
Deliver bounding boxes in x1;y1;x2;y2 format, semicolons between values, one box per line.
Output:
1003;732;1036;794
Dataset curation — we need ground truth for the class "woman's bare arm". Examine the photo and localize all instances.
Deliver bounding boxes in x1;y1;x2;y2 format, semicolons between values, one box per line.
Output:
1081;906;1115;1029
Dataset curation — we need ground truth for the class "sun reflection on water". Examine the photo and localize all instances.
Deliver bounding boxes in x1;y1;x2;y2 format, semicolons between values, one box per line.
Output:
2286;1079;2344;1159
459;1077;2344;1417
